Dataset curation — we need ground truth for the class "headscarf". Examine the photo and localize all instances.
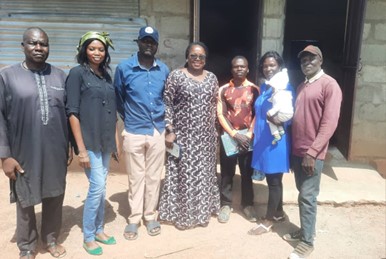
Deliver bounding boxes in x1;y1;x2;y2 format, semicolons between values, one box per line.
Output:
77;31;114;52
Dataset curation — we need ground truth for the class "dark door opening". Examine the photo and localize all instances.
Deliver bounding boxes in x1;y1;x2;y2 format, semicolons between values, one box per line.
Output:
283;0;348;88
200;0;261;86
283;0;362;159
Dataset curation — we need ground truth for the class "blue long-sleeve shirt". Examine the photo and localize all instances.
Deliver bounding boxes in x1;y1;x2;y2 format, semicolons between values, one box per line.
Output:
114;53;169;135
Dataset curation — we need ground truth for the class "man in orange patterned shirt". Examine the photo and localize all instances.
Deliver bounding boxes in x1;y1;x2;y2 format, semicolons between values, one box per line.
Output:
217;56;260;223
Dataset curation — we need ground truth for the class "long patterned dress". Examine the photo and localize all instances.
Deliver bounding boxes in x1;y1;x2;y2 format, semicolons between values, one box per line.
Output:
159;69;220;229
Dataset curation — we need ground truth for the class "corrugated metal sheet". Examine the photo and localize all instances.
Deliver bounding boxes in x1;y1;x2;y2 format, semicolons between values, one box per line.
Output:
0;0;144;74
0;0;139;18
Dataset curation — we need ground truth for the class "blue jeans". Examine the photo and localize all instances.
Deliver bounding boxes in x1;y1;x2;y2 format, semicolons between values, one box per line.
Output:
83;151;110;243
292;155;324;246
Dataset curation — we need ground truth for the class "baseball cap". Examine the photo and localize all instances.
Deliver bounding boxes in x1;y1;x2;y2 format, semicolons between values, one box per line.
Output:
297;45;323;59
137;26;159;43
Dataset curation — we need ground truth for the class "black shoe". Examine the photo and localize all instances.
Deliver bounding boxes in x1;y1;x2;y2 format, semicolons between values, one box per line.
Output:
242;206;257;222
273;212;287;222
283;229;302;241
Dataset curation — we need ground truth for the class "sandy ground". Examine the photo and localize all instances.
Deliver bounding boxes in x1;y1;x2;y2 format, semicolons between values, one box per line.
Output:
1;167;385;259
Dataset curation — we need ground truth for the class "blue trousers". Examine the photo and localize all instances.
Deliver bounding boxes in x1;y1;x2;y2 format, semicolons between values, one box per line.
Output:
292;155;324;246
83;151;110;243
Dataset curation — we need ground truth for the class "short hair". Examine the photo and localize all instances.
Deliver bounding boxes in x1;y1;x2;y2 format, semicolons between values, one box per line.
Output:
258;51;285;78
76;38;112;80
231;55;248;66
22;27;48;42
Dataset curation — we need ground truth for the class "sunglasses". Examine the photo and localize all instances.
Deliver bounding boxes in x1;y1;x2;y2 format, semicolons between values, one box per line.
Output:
189;54;206;60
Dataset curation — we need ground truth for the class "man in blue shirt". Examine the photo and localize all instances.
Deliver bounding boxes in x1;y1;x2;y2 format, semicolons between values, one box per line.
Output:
114;26;169;240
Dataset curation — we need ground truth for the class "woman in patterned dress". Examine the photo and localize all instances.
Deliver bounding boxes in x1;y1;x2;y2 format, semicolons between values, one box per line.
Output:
159;42;220;229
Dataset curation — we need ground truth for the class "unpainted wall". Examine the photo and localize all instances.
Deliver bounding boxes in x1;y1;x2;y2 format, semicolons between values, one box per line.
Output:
350;0;386;160
139;0;191;70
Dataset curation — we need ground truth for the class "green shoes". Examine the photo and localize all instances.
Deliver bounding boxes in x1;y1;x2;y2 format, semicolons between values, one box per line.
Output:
83;236;116;255
95;236;116;245
83;243;103;256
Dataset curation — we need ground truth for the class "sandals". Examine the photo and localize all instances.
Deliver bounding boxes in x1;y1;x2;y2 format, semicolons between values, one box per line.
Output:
124;221;161;240
217;205;232;223
123;223;139;240
46;242;66;258
273;213;287;222
247;223;272;235
146;220;161;236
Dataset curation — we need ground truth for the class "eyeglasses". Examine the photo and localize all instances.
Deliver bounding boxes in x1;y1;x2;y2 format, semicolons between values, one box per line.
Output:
189;54;206;60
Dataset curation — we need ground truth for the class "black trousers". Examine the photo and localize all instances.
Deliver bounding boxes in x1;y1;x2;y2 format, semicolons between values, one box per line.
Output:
219;141;254;208
265;173;284;220
16;194;64;254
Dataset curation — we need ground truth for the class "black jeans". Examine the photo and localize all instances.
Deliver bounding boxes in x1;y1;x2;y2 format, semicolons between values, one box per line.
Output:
265;173;284;220
16;194;64;254
219;141;254;208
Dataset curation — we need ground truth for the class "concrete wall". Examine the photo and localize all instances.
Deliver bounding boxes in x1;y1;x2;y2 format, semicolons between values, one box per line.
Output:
350;0;386;160
74;0;386;170
138;0;287;70
260;0;286;55
139;0;191;70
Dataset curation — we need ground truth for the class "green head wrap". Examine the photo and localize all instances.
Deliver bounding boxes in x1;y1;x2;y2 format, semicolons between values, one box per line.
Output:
77;31;114;52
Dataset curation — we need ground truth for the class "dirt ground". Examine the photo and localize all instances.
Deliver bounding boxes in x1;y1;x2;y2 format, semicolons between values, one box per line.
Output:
0;169;385;259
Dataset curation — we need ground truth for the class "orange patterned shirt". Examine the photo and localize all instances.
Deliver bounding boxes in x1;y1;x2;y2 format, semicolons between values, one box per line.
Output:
217;79;259;137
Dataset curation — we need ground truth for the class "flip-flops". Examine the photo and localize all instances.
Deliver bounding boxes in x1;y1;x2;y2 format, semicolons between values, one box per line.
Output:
247;223;272;235
146;220;161;236
46;242;66;258
123;223;139;240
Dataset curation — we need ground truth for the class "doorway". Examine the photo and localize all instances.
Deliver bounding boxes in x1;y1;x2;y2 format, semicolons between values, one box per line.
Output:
283;0;348;88
199;0;261;86
283;0;366;159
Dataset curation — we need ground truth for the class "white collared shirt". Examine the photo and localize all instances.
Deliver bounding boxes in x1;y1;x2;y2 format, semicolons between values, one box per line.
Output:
304;69;325;84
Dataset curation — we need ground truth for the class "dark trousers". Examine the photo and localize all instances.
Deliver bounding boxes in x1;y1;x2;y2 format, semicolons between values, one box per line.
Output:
16;194;64;254
219;142;254;208
265;173;284;220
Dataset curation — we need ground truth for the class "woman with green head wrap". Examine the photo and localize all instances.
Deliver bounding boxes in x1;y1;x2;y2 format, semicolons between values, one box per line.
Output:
76;31;114;77
65;31;118;255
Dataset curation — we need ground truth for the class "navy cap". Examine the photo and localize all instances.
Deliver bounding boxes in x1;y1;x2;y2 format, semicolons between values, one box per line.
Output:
137;26;159;43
